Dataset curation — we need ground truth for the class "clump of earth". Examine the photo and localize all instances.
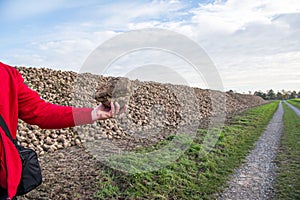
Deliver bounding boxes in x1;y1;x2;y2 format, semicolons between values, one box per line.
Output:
95;77;132;109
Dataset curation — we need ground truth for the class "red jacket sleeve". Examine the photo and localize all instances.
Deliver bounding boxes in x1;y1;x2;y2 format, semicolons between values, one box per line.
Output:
17;70;93;129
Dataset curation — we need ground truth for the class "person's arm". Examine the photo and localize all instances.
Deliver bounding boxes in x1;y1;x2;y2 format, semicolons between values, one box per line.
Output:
17;71;94;129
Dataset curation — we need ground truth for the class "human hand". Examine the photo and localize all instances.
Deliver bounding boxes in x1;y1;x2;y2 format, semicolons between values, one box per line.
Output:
91;102;126;121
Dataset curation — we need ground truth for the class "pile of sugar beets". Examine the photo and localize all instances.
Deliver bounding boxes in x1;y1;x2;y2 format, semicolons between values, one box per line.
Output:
15;66;266;155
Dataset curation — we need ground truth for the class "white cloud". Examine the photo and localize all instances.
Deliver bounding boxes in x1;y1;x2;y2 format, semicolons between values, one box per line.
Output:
2;22;119;70
115;1;300;92
94;0;187;30
1;0;300;92
181;0;300;92
103;50;208;88
220;51;300;91
190;0;300;34
2;0;189;70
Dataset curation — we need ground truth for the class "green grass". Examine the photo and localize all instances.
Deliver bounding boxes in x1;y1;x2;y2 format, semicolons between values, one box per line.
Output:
274;103;300;199
287;98;300;110
94;101;279;200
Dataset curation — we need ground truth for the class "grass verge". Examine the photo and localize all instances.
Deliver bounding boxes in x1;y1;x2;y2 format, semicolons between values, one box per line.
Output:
274;103;300;199
287;98;300;109
94;101;279;200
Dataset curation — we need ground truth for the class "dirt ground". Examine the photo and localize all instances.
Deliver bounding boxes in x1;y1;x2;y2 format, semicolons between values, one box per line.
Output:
19;146;101;200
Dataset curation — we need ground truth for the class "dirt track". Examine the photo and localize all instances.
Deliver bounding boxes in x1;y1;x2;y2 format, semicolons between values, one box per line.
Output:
284;101;300;117
219;102;284;200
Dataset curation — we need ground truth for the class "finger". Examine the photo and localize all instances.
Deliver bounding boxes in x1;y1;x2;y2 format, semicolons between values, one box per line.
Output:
103;113;111;119
119;105;127;114
110;102;115;117
114;102;120;114
99;103;106;110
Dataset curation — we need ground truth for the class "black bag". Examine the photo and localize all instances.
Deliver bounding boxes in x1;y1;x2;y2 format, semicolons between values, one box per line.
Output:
0;115;42;196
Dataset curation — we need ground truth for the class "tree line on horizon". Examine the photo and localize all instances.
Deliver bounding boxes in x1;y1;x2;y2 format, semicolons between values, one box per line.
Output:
253;89;299;100
227;89;299;100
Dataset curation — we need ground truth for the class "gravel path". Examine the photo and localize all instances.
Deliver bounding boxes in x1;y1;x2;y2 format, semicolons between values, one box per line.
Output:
284;101;300;118
218;102;284;200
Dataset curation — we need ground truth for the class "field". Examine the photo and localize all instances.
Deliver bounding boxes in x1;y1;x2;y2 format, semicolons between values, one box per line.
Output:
15;67;300;200
287;98;300;109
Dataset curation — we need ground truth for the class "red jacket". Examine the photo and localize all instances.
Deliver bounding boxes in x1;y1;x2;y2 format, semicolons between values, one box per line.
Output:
0;62;93;199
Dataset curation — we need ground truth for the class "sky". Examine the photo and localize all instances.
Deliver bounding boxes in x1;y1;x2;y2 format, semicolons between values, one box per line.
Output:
0;0;299;93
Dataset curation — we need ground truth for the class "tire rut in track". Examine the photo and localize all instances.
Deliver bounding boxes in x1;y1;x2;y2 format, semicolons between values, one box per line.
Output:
284;101;300;118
